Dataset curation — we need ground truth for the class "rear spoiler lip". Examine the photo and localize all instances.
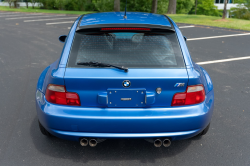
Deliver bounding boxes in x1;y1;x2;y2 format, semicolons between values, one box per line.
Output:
76;23;175;32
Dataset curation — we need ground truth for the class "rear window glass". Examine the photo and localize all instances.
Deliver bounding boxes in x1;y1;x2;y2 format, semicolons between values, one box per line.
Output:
67;31;185;68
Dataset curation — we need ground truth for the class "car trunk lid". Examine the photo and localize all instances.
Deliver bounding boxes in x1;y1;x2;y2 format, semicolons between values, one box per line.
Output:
64;68;188;107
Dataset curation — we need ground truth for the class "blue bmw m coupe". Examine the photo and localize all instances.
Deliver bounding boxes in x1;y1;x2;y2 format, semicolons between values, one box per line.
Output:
36;12;214;147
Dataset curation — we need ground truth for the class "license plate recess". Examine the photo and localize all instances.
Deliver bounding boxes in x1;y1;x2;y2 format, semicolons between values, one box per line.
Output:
107;88;146;108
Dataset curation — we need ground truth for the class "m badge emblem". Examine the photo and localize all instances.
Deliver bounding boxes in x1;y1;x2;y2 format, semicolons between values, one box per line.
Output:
174;83;185;87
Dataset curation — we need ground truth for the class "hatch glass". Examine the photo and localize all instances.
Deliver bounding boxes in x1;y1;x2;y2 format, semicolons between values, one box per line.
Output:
67;31;185;68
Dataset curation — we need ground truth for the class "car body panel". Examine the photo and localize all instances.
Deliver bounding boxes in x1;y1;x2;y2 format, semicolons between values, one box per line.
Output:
64;68;188;107
200;66;213;93
36;89;214;141
36;12;214;142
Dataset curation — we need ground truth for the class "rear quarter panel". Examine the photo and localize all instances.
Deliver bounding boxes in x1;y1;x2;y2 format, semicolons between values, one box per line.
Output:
37;59;65;94
186;63;214;94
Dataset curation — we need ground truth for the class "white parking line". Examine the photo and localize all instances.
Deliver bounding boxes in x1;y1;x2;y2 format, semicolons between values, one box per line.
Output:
46;21;74;25
0;14;43;18
24;17;77;22
179;26;195;28
197;56;250;65
6;15;66;20
188;33;250;41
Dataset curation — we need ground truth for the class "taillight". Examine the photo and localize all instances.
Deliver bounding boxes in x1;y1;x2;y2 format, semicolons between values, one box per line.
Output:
171;85;205;106
45;84;80;106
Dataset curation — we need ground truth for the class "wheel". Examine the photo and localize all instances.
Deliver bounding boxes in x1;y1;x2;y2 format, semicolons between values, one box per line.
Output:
38;121;52;137
197;123;210;137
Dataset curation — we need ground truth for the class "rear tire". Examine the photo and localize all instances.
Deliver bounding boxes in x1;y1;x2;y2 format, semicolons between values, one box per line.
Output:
197;123;210;137
38;121;52;137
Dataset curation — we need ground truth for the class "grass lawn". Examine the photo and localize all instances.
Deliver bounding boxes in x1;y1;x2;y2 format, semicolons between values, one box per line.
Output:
168;14;250;31
0;6;94;15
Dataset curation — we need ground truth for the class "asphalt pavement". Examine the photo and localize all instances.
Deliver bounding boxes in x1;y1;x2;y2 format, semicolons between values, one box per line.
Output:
0;12;250;166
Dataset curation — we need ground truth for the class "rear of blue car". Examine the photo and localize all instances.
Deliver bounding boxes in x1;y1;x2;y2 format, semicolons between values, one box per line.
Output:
36;13;214;147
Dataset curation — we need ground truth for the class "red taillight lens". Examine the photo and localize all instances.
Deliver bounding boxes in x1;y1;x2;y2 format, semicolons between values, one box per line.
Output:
101;28;151;31
171;85;205;106
45;84;80;106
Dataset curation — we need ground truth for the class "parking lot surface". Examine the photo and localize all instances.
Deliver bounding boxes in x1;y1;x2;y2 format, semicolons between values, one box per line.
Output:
0;12;250;166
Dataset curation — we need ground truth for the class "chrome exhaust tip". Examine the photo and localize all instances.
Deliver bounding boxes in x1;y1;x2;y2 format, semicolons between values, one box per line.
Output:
163;138;171;147
154;139;162;147
80;138;88;146
89;139;98;147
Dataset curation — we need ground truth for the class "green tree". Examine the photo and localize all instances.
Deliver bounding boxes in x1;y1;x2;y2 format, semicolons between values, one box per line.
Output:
230;0;250;20
190;0;220;16
92;0;114;12
120;0;152;13
167;0;176;14
39;0;56;9
54;0;65;10
177;0;195;14
234;0;250;8
5;0;14;8
222;0;227;19
157;0;168;14
119;0;168;14
151;0;158;13
114;0;120;11
24;0;31;8
31;0;38;9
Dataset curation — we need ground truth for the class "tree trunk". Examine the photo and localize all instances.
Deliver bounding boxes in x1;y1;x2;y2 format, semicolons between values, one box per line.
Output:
222;0;228;19
26;2;29;8
14;1;17;8
195;0;197;15
114;0;120;12
167;0;176;14
151;0;158;13
9;2;11;8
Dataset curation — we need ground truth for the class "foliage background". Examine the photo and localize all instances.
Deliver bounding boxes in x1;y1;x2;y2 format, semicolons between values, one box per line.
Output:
230;0;250;20
7;0;250;19
177;0;195;14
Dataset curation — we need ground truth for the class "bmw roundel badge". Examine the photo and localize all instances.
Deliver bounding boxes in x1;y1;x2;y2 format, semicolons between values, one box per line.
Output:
122;80;131;88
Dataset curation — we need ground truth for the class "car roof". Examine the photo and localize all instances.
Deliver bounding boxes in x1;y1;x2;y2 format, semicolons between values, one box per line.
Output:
78;12;173;30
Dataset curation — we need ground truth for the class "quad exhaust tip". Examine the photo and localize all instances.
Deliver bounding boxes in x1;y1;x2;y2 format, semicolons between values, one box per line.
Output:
80;138;106;147
89;139;98;147
154;139;162;147
152;138;171;148
163;138;171;147
80;138;88;146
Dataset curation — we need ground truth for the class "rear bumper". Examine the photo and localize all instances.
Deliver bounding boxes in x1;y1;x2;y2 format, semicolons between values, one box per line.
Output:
36;90;214;141
49;129;200;141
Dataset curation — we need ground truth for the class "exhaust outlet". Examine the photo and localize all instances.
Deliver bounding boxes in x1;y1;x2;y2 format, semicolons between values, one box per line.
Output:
89;139;98;147
163;138;171;147
80;138;88;146
154;139;162;147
